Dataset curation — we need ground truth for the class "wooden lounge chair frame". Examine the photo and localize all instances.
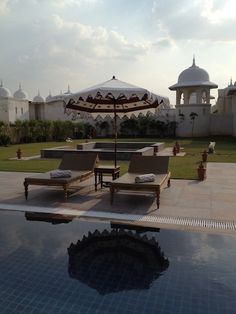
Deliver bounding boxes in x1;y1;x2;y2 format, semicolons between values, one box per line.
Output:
110;155;171;209
24;153;98;200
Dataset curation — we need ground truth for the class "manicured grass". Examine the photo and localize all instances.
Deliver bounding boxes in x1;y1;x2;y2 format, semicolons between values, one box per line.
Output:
0;141;78;173
0;137;236;179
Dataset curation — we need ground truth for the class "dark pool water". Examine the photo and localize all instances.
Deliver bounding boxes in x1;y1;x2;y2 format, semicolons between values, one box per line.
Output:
0;210;235;314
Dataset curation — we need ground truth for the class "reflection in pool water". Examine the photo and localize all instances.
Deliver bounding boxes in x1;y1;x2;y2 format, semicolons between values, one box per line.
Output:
68;229;169;294
25;212;73;224
0;210;236;313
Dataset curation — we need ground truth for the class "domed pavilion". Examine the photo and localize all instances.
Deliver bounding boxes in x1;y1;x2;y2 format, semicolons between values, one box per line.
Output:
169;57;218;137
169;57;217;105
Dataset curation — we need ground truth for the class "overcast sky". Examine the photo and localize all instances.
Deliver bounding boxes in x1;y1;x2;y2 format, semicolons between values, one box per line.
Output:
1;0;236;105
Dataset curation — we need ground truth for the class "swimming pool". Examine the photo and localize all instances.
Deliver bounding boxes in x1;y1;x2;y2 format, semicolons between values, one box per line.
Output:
0;210;235;313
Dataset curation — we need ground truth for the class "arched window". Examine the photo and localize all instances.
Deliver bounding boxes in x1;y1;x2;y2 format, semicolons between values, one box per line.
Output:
201;90;207;104
189;92;197;104
180;92;184;104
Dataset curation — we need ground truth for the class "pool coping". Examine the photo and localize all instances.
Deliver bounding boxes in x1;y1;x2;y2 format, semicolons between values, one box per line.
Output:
1;202;236;235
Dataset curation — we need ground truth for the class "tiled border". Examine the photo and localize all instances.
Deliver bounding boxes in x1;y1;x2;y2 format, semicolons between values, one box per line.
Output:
0;203;236;233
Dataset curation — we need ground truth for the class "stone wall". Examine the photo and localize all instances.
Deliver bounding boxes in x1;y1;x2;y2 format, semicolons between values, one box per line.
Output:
0;97;29;122
0;98;9;122
233;114;236;137
210;113;233;136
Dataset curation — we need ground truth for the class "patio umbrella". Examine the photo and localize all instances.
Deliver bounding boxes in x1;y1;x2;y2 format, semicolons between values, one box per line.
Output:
67;229;169;294
63;76;167;167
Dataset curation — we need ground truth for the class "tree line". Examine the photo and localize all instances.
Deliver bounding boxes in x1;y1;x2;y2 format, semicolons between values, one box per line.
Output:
0;120;92;145
0;117;177;146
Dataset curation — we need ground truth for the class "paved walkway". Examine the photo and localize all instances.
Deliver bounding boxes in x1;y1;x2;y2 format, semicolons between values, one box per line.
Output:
156;147;185;156
0;162;236;234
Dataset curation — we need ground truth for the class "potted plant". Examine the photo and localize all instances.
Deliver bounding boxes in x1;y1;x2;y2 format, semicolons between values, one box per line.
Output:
16;148;22;159
197;161;206;180
175;141;180;153
172;145;177;156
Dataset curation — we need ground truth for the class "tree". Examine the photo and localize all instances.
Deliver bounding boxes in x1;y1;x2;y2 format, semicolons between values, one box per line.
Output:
120;118;139;137
98;121;110;137
138;116;149;136
52;120;73;141
189;112;198;136
73;122;85;139
148;119;165;137
0;121;11;146
178;113;185;123
83;122;96;139
37;120;53;142
168;121;178;137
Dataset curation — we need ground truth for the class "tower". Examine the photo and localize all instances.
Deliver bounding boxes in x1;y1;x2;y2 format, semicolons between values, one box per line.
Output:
169;57;218;137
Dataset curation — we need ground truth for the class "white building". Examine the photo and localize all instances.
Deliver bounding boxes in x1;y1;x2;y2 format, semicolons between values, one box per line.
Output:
29;87;75;121
0;82;29;123
1;59;236;137
213;79;236;114
169;57;218;137
210;80;236;136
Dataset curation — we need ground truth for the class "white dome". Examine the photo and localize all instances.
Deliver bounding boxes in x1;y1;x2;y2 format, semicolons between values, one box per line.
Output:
49;90;65;101
14;84;28;99
64;85;71;95
0;81;11;98
169;58;218;90
46;91;53;102
33;90;45;102
179;63;209;83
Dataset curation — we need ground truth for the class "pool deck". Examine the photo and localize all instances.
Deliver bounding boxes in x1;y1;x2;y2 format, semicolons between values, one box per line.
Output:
0;162;236;234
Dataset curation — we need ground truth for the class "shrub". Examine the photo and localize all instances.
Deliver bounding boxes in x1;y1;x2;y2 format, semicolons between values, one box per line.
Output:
0;134;11;146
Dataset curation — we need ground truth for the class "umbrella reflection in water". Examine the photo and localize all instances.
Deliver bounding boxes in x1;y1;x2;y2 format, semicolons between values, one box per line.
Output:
67;228;169;295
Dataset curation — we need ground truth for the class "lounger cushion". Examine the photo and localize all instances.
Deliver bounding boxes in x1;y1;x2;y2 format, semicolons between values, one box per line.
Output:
111;173;169;188
135;173;155;183
50;170;72;178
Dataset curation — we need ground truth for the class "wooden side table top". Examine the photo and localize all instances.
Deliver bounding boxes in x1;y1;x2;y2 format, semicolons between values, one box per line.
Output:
94;165;120;173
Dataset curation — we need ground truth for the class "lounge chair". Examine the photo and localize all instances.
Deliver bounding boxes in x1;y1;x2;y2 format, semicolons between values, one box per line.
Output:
24;153;98;200
110;155;171;209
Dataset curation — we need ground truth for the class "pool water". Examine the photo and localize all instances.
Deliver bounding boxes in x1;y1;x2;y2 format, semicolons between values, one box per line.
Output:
0;210;236;314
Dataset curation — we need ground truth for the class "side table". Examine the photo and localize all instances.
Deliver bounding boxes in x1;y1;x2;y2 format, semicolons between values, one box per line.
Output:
94;165;120;191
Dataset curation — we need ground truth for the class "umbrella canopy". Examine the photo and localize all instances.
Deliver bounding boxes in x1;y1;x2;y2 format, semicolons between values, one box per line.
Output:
63;76;168;166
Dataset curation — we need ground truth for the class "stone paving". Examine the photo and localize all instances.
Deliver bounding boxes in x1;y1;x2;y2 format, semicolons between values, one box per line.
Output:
156;147;185;156
0;162;236;234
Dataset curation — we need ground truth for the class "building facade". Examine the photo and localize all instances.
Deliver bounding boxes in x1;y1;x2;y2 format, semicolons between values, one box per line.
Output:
1;60;236;137
0;82;29;123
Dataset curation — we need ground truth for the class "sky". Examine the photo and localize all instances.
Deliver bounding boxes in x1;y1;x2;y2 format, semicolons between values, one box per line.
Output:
1;0;236;105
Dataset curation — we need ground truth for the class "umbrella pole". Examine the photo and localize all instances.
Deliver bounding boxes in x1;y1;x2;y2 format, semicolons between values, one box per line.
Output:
114;101;117;168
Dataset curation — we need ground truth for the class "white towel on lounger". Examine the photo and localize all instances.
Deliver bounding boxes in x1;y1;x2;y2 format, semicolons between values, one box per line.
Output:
50;170;72;178
135;173;155;183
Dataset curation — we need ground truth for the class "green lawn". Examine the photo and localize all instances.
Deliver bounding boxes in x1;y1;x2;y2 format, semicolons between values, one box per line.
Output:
0;137;236;179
